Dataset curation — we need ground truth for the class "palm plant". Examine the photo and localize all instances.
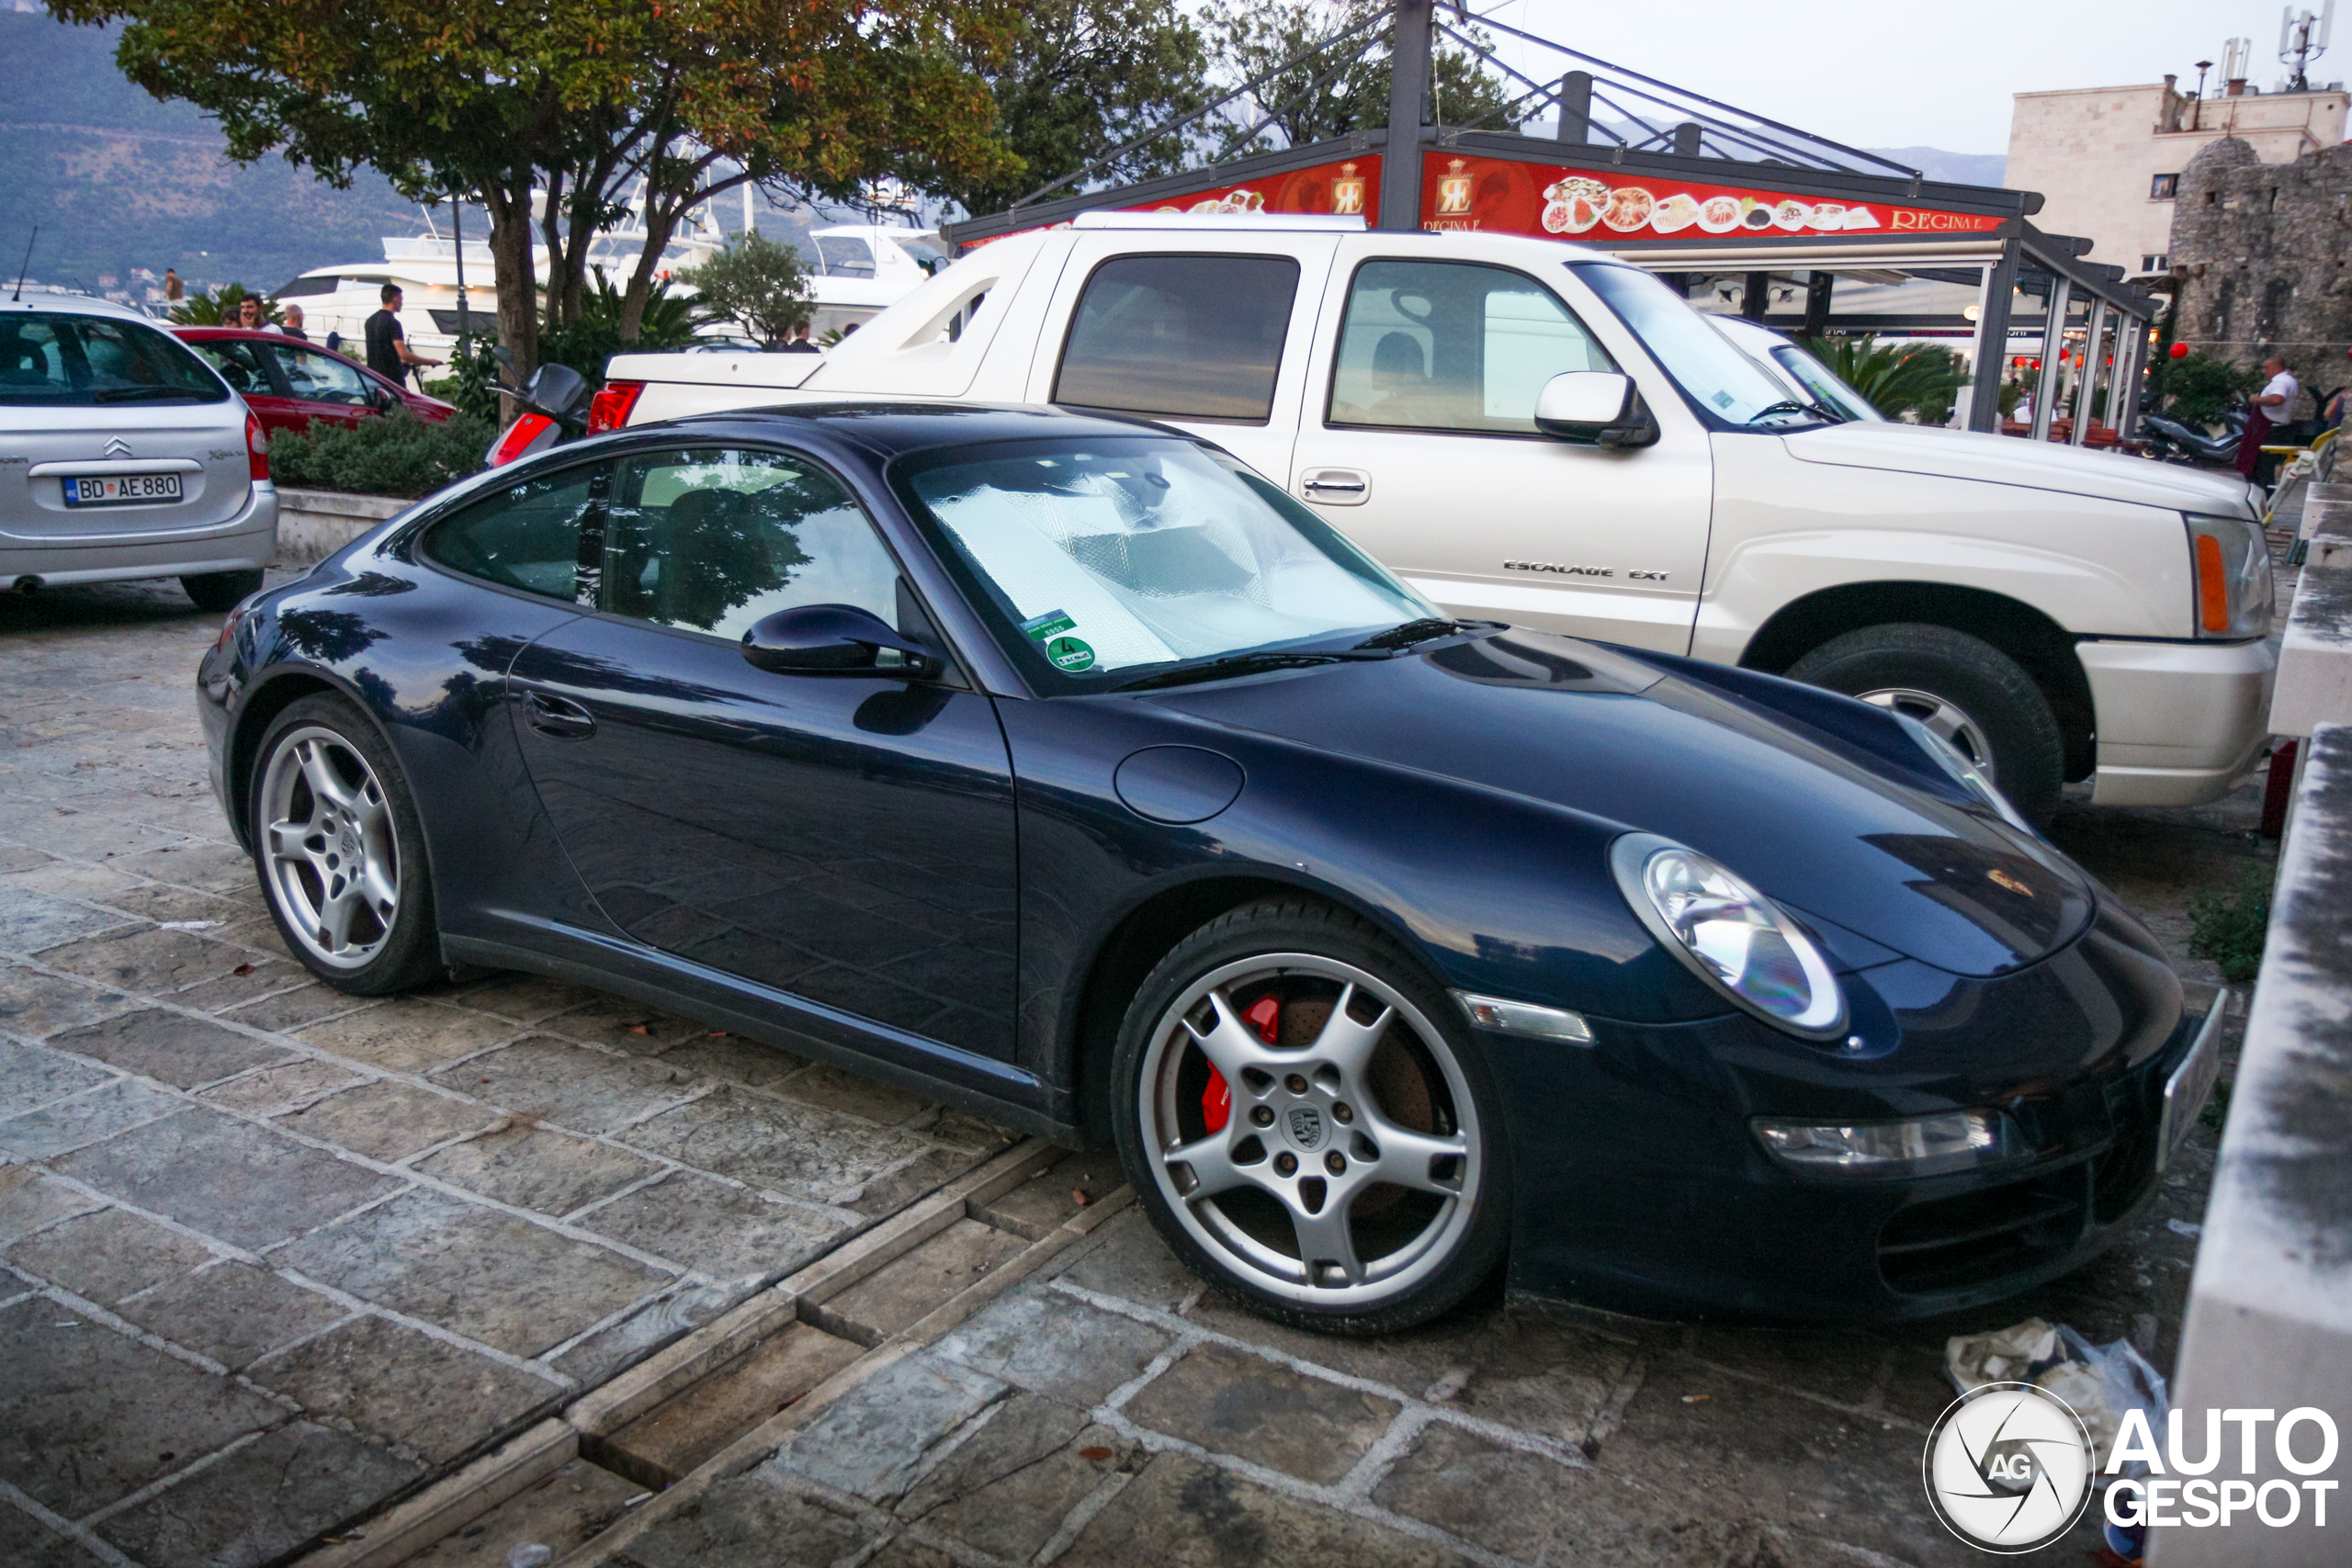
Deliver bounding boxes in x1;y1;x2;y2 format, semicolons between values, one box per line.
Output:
1793;335;1965;423
168;281;280;326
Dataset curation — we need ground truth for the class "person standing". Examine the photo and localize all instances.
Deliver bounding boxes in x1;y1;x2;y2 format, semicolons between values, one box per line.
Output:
279;304;309;342
2235;354;2301;479
164;267;183;304
780;321;820;354
365;284;440;388
233;295;270;333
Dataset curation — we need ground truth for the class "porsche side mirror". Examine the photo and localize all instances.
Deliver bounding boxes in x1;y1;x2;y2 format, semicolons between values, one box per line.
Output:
742;604;942;679
1533;371;1659;448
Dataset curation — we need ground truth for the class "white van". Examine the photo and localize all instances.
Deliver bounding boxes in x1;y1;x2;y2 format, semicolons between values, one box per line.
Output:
603;214;2271;823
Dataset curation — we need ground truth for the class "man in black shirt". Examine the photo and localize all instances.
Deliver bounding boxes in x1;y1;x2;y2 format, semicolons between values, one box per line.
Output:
365;284;439;387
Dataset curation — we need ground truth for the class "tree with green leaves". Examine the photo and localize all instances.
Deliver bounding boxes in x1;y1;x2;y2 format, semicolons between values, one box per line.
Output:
1199;0;1515;155
934;0;1208;217
49;0;1016;376
678;231;815;349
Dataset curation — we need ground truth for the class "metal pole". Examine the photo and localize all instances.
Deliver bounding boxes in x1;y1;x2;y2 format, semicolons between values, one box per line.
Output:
2030;277;2070;441
1380;0;1435;231
1672;122;1702;157
2070;299;2109;446
1966;244;2018;433
1801;272;1834;338
452;192;469;349
1740;272;1770;322
2113;312;2149;442
1556;70;1593;143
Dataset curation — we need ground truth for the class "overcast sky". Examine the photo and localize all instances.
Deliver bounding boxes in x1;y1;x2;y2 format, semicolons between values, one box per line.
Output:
1483;1;2330;152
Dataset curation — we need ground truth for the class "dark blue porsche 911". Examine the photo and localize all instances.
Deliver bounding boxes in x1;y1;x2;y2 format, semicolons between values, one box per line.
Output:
198;404;2214;1334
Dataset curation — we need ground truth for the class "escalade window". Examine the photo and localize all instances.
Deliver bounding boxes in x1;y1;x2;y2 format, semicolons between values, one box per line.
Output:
1328;261;1616;435
1054;254;1299;423
1570;263;1819;427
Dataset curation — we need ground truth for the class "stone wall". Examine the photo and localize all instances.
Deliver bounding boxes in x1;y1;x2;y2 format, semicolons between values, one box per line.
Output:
273;488;413;566
2170;135;2352;413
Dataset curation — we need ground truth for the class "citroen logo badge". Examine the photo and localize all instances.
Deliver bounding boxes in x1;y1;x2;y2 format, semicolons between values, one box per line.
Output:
105;437;133;458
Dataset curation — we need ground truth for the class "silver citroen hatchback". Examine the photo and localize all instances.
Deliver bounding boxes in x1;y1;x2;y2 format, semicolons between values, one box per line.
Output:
1;290;277;610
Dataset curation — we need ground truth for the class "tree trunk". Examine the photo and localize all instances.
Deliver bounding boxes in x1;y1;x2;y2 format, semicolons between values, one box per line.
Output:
481;173;540;417
620;165;744;344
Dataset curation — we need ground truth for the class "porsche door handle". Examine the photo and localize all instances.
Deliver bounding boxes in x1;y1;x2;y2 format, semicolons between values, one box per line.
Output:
1299;468;1370;505
522;690;595;740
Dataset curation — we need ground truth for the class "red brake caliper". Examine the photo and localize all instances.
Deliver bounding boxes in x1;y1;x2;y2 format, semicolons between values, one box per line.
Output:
1203;995;1279;1133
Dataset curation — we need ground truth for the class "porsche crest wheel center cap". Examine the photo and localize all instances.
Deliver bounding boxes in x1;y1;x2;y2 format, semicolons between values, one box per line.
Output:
1284;1103;1327;1151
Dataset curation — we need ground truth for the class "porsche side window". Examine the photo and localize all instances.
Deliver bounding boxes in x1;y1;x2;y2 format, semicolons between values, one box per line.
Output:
1329;261;1613;435
1054;254;1299;423
604;447;901;640
423;467;600;602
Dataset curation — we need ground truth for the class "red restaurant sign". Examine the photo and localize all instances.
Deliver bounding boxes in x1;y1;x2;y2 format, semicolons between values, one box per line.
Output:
974;149;2001;245
1416;152;2005;240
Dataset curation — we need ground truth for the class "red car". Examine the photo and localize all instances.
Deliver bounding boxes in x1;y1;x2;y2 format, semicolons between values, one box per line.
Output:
175;327;455;441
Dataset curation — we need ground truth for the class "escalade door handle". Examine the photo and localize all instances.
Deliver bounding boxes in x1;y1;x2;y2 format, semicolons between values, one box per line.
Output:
1299;468;1371;505
522;689;596;740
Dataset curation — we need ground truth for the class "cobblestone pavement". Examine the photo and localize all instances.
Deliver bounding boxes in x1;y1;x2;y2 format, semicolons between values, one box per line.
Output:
2;577;2264;1568
0;578;1021;1568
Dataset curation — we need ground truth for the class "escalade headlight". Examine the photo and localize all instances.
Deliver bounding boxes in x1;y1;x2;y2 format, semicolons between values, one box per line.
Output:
1611;834;1847;1039
2186;513;2273;639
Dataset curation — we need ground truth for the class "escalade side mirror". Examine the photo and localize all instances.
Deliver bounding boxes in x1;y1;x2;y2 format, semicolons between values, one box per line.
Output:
1534;372;1659;449
742;604;943;679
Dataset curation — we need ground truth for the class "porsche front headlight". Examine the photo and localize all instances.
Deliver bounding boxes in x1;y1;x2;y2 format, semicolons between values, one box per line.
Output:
1611;833;1847;1039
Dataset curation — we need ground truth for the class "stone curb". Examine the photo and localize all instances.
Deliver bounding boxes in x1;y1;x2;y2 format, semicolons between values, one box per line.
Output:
285;1138;1061;1567
547;1184;1136;1568
301;1420;578;1568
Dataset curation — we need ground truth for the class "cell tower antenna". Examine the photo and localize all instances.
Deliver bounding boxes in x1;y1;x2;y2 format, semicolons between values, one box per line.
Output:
2281;4;2335;91
11;225;34;302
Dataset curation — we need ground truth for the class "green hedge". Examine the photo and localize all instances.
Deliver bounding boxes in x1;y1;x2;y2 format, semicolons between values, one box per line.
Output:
268;411;496;500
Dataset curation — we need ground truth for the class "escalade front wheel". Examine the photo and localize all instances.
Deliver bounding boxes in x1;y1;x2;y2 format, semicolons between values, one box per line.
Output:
1787;623;2064;826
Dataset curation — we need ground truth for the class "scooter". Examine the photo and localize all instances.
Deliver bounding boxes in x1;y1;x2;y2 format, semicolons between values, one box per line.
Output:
482;355;594;468
2140;403;2247;468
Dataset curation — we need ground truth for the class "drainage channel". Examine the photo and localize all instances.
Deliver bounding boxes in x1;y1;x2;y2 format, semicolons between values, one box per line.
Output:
298;1140;1133;1568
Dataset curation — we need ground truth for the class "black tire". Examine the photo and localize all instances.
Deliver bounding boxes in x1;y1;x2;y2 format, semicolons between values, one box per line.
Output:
1109;898;1512;1336
247;694;442;994
1785;622;2065;826
181;569;266;613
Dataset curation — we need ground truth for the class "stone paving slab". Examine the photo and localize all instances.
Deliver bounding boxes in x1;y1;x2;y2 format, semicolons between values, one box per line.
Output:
0;579;1030;1568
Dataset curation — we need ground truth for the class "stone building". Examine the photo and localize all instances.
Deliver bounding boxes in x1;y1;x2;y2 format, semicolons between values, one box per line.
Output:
2008;81;2346;280
2170;135;2352;411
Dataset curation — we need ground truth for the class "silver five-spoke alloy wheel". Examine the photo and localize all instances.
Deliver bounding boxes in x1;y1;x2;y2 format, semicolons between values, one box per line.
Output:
1140;953;1482;1309
1859;685;1997;783
258;726;401;970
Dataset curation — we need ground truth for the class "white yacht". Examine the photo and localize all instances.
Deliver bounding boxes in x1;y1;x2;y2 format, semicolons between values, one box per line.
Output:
273;207;946;361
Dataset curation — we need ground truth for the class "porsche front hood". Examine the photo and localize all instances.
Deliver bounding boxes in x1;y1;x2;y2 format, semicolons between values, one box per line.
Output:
1148;630;2095;979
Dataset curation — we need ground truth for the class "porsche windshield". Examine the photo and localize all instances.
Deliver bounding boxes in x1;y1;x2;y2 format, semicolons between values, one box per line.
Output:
896;438;1435;690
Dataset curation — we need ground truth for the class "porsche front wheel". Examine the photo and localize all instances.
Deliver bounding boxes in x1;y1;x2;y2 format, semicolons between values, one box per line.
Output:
1111;900;1510;1335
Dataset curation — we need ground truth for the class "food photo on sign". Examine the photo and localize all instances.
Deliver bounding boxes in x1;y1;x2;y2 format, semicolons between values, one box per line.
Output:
1416;152;2005;238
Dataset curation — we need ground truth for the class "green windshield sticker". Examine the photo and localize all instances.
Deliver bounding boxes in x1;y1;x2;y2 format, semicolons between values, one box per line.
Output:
1020;609;1078;641
1045;636;1096;671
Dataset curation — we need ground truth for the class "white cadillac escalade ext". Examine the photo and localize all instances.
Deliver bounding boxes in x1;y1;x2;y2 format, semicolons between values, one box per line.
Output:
602;212;2271;824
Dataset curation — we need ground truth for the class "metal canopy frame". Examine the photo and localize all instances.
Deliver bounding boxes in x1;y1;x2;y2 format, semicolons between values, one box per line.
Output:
940;6;2158;436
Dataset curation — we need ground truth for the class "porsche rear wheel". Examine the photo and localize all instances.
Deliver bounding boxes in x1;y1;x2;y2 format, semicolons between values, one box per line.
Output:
1111;900;1510;1335
249;694;442;994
